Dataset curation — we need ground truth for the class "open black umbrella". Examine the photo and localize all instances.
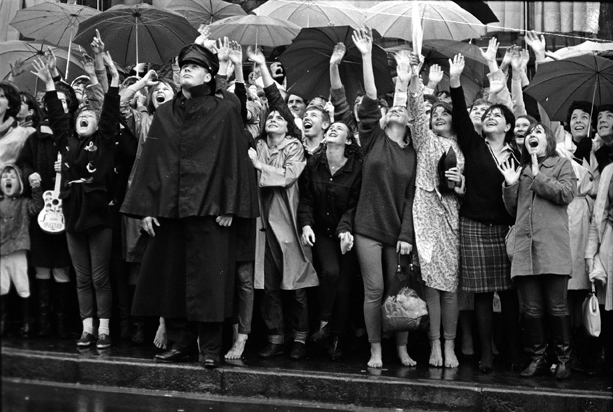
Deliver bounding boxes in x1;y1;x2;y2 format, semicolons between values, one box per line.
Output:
524;54;613;122
453;1;498;25
278;26;393;104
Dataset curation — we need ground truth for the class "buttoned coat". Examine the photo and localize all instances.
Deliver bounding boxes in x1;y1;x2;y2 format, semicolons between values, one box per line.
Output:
503;155;576;279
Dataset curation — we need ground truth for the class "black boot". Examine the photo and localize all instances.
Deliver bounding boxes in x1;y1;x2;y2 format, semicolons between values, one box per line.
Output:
520;316;549;377
0;296;6;337
21;297;32;338
551;315;571;380
55;282;70;339
328;335;343;361
37;279;53;337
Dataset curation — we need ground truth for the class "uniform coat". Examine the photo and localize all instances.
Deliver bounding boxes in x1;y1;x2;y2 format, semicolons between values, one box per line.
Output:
503;156;576;279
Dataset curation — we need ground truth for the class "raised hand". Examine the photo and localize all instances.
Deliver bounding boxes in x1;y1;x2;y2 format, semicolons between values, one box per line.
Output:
46;49;57;72
91;29;105;55
142;69;159;87
510;48;523;71
195;23;216;52
228;41;243;66
9;58;27;77
480;37;499;63
428;64;444;85
82;59;96;77
330;42;346;66
352;27;372;55
500;45;514;72
525;30;546;62
449;54;465;79
497;158;521;186
30;57;53;85
394;50;412;84
487;69;506;94
246;46;266;66
519;48;530;69
101;51;119;85
216;36;230;62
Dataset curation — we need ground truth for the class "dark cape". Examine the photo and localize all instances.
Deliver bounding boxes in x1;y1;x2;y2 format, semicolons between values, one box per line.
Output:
121;83;259;321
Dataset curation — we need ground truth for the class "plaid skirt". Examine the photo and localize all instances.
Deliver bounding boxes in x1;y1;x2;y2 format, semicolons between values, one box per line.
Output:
460;216;513;293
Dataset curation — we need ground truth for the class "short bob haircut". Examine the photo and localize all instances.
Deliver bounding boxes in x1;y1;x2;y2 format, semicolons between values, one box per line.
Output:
258;103;298;140
429;101;454;132
0;81;22;121
566;100;597;131
481;103;516;145
54;81;79;114
146;78;178;115
520;122;558;166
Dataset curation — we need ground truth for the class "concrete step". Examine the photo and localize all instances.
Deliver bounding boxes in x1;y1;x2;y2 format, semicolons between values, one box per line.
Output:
1;338;611;412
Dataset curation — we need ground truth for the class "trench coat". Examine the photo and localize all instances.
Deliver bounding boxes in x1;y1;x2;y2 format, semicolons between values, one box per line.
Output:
503;156;576;279
252;136;319;291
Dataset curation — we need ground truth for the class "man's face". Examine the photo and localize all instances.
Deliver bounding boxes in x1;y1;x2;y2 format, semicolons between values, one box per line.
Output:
1;169;21;197
287;94;306;118
75;110;98;137
597;110;613;142
180;63;210;90
570;109;591;140
302;108;329;139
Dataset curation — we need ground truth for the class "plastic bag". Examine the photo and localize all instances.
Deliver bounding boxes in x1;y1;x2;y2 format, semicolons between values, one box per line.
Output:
382;286;429;333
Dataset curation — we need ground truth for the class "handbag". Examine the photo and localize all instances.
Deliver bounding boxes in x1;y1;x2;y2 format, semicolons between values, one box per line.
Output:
437;146;458;194
582;282;601;337
381;253;429;333
505;225;516;261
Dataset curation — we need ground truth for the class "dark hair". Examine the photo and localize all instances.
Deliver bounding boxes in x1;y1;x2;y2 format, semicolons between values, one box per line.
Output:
283;93;306;107
146;78;178;114
429;101;454;132
54;81;79;114
307;95;328;108
259;103;298;141
516;114;537;125
566;100;597;131
481;104;515;144
423;94;438;106
520;123;558;166
596;104;613;121
437;90;450;98
0;81;21;121
470;98;492;110
317;121;363;161
19;91;44;127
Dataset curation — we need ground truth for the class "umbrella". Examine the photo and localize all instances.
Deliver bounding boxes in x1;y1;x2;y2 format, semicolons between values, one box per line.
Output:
545;40;613;61
278;26;394;105
0;40;87;94
524;54;613;122
254;0;365;28
10;2;100;78
74;3;199;67
364;1;485;42
166;0;246;27
207;15;301;48
452;1;498;25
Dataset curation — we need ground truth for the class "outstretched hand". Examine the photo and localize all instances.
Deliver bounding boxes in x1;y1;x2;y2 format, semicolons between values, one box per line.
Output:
480;37;499;63
330;42;346;66
487;69;506;94
228;41;243;66
195;24;216;52
352;27;372;55
91;29;105;55
394;50;412;84
246;46;266;66
525;30;546;62
449;54;465;79
30;58;53;85
497;158;521;186
216;36;230;62
428;64;444;84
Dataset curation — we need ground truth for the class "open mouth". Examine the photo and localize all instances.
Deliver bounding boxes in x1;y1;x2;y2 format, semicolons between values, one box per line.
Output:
80;120;89;128
528;138;539;148
156;95;165;103
4;181;12;190
485;121;497;127
434;120;446;126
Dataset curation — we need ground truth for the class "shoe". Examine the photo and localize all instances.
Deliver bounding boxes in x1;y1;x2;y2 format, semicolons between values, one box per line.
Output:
520;316;549;377
155;348;193;363
96;334;112;349
202;354;220;369
328;336;343;361
259;342;284;359
20;297;33;338
290;342;307;360
77;331;97;347
120;320;132;340
478;361;493;374
309;322;330;344
550;315;571;380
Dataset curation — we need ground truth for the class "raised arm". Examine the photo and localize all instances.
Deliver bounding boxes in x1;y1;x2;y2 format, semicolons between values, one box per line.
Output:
448;54;476;148
329;43;358;136
480;37;500;74
352;28;376;99
91;29;109;92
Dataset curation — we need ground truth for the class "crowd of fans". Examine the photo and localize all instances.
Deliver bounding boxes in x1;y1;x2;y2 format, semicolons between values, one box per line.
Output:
1;26;612;379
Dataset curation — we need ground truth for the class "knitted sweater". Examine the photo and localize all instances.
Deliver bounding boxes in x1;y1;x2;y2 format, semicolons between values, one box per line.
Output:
354;95;416;246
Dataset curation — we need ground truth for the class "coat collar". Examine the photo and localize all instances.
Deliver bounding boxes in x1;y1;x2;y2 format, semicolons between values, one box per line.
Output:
540;156;561;169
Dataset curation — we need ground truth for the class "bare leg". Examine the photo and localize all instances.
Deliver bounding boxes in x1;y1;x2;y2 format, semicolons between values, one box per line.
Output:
225;332;248;360
368;342;383;368
397;344;416;366
429;339;443;367
153;317;167;349
444;339;459;368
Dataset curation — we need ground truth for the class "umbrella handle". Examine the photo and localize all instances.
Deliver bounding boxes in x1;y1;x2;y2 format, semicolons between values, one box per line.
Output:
66;31;73;79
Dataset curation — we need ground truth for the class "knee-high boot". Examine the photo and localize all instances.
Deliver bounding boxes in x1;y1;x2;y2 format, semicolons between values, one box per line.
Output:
55;282;70;339
37;279;52;337
551;315;571;380
21;297;32;338
520;316;549;377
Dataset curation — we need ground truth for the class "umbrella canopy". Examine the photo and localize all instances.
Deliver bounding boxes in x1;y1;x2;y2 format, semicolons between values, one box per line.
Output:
74;3;199;67
278;26;394;105
546;40;613;61
9;2;100;47
207;15;301;48
254;0;365;28
166;0;246;28
364;1;485;41
452;1;498;25
0;40;87;94
524;54;613;121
